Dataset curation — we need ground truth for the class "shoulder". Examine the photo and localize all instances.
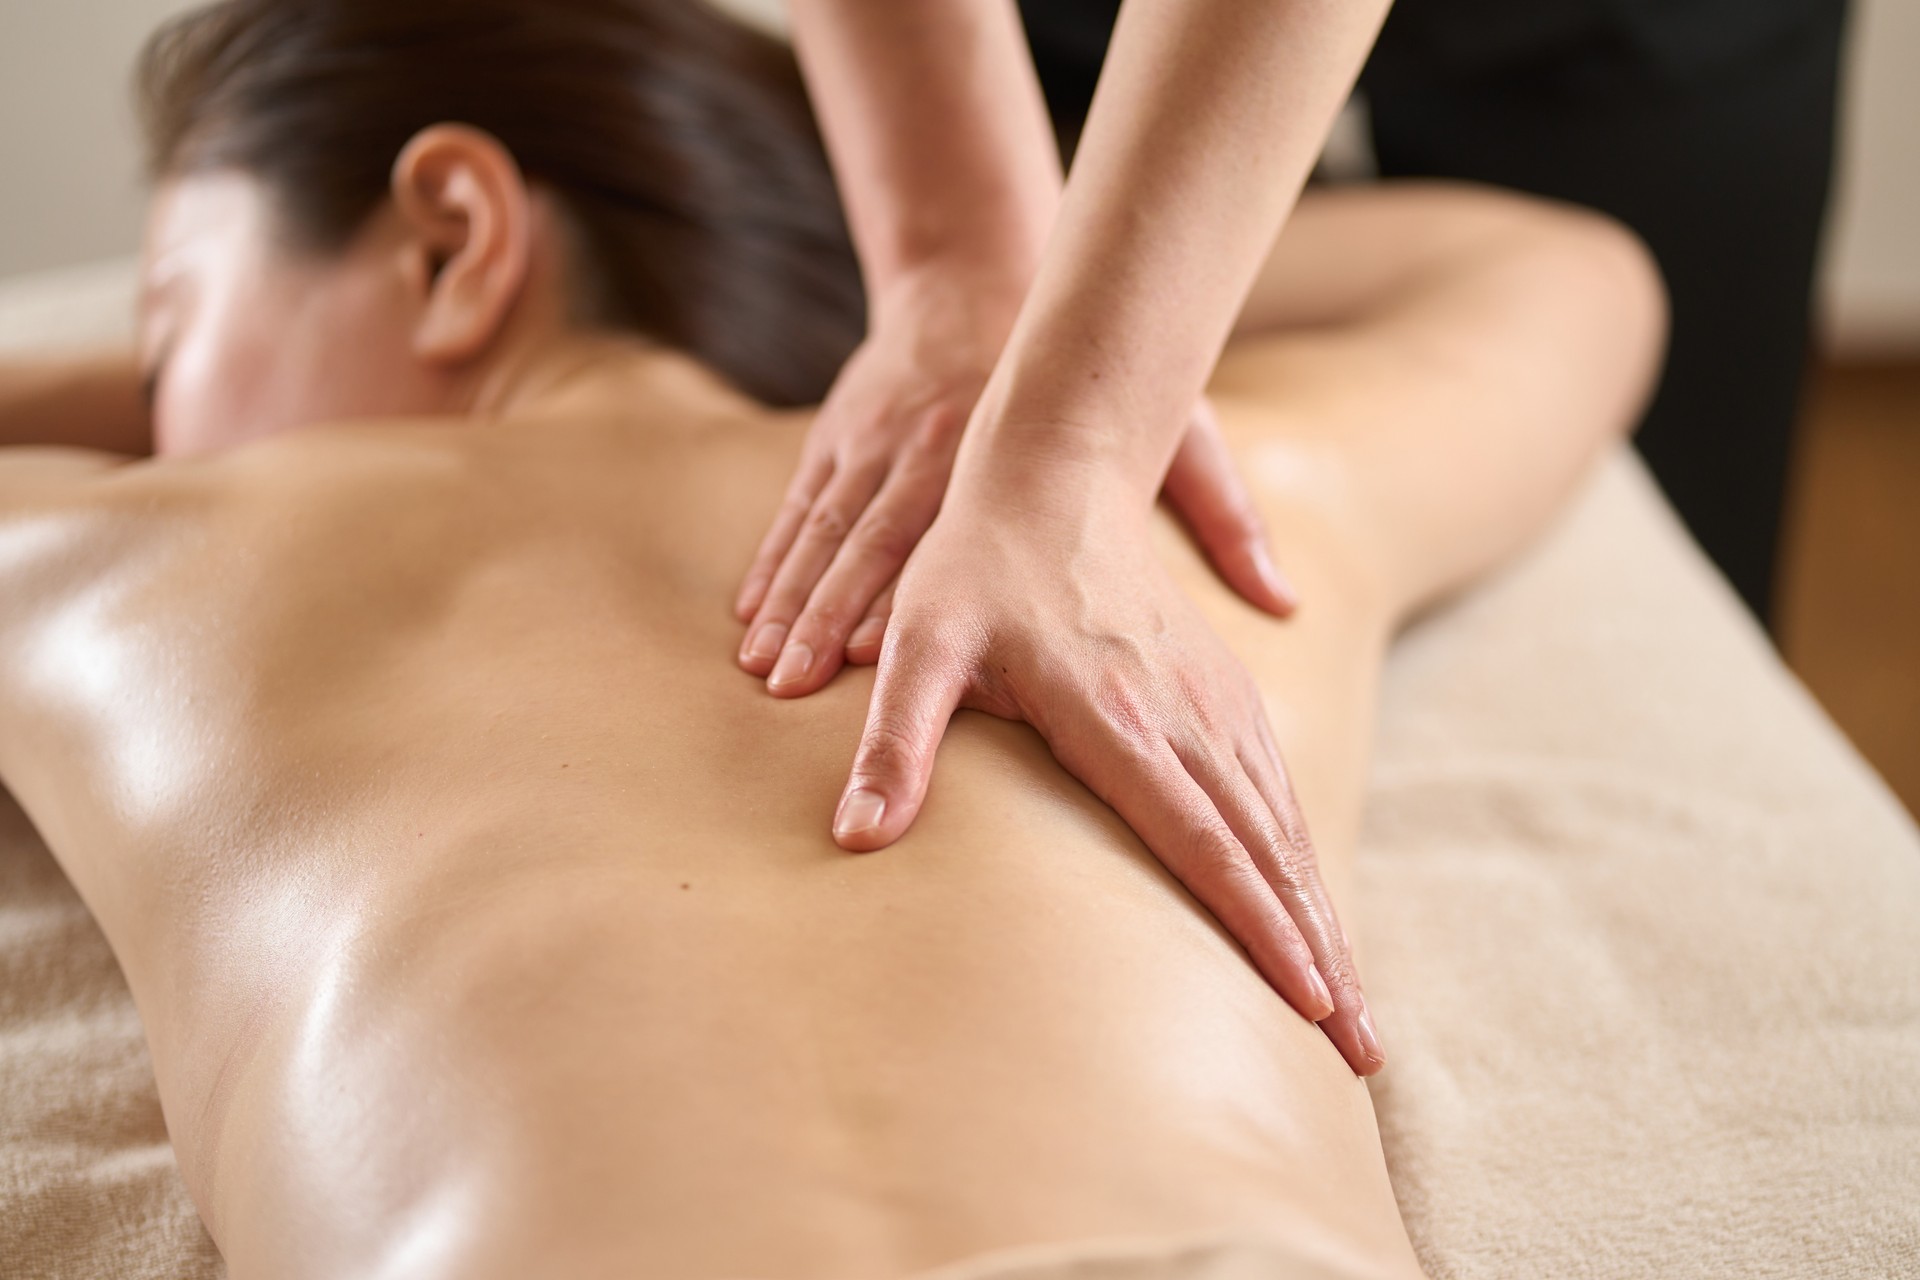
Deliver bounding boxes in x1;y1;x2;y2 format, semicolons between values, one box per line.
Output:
0;449;212;645
0;446;162;581
0;428;458;618
0;445;132;503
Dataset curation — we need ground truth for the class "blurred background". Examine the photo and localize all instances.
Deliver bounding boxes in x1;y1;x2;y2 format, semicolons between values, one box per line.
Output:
0;0;1914;811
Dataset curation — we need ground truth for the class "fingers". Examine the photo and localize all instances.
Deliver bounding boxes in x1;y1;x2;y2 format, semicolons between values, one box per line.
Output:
1086;737;1333;1024
844;578;897;666
1049;705;1331;1022
833;624;967;852
766;463;945;697
1238;714;1384;1076
736;450;833;622
738;462;887;679
1162;400;1298;618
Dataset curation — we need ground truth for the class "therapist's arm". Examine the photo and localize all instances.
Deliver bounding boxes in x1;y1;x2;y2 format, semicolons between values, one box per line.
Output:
968;0;1391;481
825;0;1395;1076
739;0;1292;685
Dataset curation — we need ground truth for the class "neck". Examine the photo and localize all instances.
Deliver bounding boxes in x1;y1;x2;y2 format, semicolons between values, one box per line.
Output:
464;330;760;429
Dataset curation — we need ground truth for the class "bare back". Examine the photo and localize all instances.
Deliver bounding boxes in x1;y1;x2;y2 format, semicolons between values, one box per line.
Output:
0;358;1412;1280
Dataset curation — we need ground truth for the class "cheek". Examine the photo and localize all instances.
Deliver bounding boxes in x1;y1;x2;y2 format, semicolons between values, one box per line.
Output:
155;258;449;456
280;267;450;420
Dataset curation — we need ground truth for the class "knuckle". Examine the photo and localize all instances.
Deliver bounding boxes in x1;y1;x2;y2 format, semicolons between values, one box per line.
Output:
1200;857;1282;925
803;503;855;542
1315;949;1359;996
1165;699;1228;752
1189;819;1251;872
1274;815;1319;872
914;402;969;450
798;599;858;638
1260;825;1322;894
1229;505;1268;539
1090;672;1163;746
853;511;923;564
857;716;927;778
1261;850;1309;898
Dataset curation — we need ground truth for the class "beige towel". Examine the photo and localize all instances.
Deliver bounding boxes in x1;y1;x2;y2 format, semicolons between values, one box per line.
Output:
0;793;221;1278
1360;458;1920;1279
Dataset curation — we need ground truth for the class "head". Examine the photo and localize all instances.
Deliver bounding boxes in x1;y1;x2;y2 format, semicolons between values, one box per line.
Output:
135;0;863;455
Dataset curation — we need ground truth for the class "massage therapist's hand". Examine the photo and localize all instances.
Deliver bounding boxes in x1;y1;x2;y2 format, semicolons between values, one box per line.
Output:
733;274;1298;693
732;265;1006;685
829;461;1383;1077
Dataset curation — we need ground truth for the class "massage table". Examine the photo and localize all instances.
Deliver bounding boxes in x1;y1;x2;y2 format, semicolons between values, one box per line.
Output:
2;260;1916;1279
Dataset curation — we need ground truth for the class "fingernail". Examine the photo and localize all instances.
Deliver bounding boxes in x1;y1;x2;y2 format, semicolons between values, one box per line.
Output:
1306;965;1333;1018
834;787;887;839
768;641;814;690
1355;1007;1385;1067
847;617;886;652
743;622;787;663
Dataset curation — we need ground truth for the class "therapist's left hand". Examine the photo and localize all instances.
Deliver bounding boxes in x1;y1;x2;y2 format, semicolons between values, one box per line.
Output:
734;280;1298;694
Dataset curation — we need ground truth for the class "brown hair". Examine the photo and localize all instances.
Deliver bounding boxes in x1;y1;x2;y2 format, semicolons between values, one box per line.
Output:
136;0;864;407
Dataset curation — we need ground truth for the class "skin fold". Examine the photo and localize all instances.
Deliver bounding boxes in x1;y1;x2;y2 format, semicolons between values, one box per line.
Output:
0;163;1661;1278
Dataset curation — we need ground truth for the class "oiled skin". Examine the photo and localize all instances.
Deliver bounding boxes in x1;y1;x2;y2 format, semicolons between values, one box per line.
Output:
0;188;1660;1280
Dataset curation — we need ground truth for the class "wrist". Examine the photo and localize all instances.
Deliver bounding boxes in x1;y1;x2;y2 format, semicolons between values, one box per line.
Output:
953;375;1175;509
869;246;1035;341
949;297;1201;501
855;161;1057;305
948;415;1160;530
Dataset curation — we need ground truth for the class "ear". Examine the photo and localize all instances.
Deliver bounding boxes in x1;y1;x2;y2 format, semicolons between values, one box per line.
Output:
389;124;534;366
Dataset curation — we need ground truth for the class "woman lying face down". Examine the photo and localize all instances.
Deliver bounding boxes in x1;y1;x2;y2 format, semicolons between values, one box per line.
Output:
0;1;1664;1277
134;0;865;456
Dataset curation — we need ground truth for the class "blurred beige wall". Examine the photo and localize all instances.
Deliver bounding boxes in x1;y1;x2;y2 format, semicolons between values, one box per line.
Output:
1822;0;1920;355
2;0;1914;355
0;0;204;280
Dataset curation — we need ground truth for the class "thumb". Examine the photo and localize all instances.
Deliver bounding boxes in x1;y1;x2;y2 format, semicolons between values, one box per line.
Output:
833;625;967;851
1163;399;1297;617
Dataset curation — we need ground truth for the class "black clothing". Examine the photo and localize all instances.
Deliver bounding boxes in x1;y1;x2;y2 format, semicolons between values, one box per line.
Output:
1017;0;1850;623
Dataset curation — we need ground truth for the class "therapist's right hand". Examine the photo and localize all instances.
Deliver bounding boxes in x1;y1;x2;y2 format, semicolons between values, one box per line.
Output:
829;457;1384;1077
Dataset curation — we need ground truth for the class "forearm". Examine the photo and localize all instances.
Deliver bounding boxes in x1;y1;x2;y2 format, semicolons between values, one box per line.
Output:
786;0;1061;315
0;351;151;454
963;0;1393;493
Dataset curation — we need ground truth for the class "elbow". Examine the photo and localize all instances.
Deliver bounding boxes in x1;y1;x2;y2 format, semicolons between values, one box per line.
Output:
1520;203;1671;442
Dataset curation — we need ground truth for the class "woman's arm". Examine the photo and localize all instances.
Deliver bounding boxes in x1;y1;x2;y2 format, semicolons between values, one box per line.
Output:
0;351;152;454
1220;182;1667;619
